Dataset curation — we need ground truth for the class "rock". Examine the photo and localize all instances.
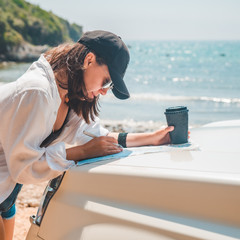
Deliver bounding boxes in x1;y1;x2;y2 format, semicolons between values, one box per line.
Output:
3;42;49;62
27;199;39;208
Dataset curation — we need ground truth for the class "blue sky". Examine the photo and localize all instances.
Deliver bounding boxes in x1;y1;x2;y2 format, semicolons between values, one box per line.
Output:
27;0;240;40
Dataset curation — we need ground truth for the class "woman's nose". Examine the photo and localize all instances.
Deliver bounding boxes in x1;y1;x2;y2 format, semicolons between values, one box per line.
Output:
99;88;108;95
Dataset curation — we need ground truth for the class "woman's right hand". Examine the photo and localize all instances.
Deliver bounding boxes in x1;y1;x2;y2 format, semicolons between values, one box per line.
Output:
66;136;123;162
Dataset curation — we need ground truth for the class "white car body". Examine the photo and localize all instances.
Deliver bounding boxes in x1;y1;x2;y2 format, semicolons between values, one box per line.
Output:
26;120;240;240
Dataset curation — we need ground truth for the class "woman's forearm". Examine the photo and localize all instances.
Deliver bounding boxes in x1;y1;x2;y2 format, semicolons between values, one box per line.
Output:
108;126;173;148
126;132;157;147
66;145;86;162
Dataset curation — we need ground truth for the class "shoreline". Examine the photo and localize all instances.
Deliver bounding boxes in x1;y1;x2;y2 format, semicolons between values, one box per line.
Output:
102;119;199;133
0;61;17;68
102;119;165;133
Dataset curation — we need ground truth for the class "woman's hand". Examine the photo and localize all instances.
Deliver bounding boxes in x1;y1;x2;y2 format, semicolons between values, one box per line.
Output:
82;136;122;159
151;126;191;146
66;136;122;162
151;126;174;146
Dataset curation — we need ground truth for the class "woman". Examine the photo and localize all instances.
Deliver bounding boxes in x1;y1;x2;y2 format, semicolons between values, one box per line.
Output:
0;30;174;240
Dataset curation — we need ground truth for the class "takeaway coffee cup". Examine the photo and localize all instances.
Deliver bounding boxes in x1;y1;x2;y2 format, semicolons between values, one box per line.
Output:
164;106;189;144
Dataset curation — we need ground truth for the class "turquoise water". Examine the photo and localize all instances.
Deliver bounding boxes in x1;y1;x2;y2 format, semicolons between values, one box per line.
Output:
100;40;240;126
1;41;240;126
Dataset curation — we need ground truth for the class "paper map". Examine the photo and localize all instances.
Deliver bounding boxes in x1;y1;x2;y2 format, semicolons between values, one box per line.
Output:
76;142;199;166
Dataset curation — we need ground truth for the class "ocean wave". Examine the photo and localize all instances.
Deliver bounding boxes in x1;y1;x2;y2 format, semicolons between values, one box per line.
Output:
127;93;240;104
101;93;240;104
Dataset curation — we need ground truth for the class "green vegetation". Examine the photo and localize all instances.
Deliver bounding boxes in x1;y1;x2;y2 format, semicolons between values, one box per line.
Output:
0;0;82;55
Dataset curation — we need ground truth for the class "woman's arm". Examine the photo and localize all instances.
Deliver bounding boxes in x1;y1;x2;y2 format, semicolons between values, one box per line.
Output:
108;126;174;148
66;126;173;162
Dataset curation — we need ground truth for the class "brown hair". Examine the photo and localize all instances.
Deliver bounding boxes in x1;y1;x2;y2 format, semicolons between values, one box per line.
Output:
44;42;107;124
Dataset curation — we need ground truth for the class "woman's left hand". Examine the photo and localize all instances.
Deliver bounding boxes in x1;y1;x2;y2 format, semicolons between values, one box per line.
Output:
151;126;191;146
151;126;174;146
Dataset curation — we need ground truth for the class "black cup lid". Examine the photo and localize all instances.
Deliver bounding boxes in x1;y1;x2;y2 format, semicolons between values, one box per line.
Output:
165;106;188;113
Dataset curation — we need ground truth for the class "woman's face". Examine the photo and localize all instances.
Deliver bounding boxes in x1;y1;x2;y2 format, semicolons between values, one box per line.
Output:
83;53;112;100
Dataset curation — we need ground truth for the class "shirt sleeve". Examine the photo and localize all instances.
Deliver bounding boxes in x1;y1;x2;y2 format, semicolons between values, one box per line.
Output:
0;89;75;184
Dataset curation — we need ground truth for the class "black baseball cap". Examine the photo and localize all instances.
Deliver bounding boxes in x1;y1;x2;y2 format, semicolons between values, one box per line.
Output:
78;30;130;99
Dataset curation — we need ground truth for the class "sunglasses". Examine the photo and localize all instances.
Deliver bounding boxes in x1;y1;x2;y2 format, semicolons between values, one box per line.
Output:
101;80;114;90
86;78;114;93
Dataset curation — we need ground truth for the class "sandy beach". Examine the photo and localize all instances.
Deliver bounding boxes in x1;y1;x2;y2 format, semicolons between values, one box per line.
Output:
14;182;47;240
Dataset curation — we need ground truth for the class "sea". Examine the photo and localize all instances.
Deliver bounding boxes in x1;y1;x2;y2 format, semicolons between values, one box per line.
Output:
1;40;240;128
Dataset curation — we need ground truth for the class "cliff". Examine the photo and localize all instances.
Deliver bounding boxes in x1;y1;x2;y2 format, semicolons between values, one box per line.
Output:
0;0;83;61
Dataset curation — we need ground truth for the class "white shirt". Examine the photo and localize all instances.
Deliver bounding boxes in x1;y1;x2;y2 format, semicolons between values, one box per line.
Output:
0;55;109;203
